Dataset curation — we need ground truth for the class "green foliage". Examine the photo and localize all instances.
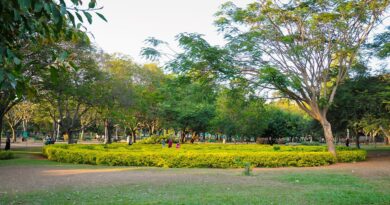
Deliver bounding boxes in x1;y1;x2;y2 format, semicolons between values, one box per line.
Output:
0;0;105;94
158;75;216;135
43;144;365;168
328;73;390;136
336;150;367;162
368;26;390;59
242;162;252;176
0;151;14;160
138;135;171;144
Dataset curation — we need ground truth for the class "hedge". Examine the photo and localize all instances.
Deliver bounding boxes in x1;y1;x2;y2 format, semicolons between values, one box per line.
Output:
0;151;14;160
43;144;366;168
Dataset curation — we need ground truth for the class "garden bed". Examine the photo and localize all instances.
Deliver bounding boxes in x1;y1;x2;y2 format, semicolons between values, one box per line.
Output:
43;144;366;168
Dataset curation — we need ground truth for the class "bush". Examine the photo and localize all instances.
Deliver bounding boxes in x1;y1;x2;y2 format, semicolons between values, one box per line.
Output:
336;150;367;162
138;135;176;144
43;144;366;168
0;151;14;160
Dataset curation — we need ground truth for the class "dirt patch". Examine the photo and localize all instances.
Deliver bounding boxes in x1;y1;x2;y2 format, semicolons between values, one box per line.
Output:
42;168;136;176
253;151;390;179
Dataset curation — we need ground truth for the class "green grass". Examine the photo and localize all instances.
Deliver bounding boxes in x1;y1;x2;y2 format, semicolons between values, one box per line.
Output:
2;171;389;205
1;146;389;204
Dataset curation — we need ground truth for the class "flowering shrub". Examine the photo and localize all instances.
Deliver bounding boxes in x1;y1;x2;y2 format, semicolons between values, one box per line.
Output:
43;144;366;168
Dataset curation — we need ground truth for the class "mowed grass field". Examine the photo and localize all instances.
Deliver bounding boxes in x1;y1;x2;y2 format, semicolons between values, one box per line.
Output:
0;146;389;205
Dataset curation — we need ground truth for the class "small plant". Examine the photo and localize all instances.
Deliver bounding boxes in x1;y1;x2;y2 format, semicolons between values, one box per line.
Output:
243;162;252;176
273;145;280;151
0;151;14;160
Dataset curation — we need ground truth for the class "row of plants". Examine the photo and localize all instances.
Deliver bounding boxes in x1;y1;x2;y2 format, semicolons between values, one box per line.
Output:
0;151;14;160
43;144;366;168
46;143;359;152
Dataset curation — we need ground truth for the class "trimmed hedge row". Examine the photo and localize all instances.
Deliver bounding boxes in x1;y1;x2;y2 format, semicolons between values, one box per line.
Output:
0;151;14;160
43;144;366;168
42;143;357;153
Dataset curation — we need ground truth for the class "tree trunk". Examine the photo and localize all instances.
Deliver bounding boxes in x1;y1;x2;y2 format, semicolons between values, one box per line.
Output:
131;130;137;143
180;131;186;143
115;126;118;141
380;126;389;145
67;131;73;144
10;126;16;143
53;121;57;139
22;120;26;132
0;116;3;149
320;119;336;157
104;119;111;144
80;127;84;141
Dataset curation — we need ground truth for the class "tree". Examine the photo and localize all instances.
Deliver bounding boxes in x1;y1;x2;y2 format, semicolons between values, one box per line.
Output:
328;73;390;145
4;101;36;142
144;0;389;155
368;26;390;59
36;42;104;144
159;75;216;143
219;0;388;155
212;84;268;142
0;0;105;147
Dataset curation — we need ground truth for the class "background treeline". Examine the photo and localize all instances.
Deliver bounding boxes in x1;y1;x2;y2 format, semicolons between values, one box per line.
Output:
2;41;388;145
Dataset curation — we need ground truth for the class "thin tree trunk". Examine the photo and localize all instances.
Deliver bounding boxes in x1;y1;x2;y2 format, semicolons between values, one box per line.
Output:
104;119;111;144
320;119;336;157
80;127;84;141
132;130;137;143
380;126;389;145
115;126;118;141
356;134;360;149
22;120;26;132
67;131;73;144
0;116;3;149
180;130;186;143
10;126;16;143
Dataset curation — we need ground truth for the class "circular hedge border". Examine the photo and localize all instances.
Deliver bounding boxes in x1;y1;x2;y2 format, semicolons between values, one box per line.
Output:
43;144;366;168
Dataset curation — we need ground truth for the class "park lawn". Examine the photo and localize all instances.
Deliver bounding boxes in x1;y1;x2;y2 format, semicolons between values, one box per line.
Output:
2;170;389;205
1;149;390;205
1;147;389;204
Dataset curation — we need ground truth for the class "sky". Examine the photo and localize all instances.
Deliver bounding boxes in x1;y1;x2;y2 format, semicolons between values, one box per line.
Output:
87;0;389;69
86;0;253;63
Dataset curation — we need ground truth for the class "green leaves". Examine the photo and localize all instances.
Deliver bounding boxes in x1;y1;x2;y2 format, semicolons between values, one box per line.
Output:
83;11;93;24
88;0;96;8
18;0;31;11
13;57;21;65
34;2;43;12
75;12;84;23
96;12;107;22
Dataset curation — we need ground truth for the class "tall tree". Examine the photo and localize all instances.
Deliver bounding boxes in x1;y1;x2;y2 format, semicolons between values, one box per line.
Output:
0;0;105;146
144;0;389;155
4;101;36;142
36;42;104;144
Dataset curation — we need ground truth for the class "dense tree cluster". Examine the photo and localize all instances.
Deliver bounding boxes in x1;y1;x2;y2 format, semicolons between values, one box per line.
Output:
1;0;389;153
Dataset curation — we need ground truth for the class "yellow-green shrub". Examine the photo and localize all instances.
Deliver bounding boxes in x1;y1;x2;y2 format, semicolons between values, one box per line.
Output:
336;150;366;162
43;144;367;168
0;151;14;160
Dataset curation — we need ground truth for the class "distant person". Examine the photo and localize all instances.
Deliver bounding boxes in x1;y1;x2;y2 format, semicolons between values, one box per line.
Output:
168;138;173;148
346;138;350;147
176;142;180;149
161;139;166;148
